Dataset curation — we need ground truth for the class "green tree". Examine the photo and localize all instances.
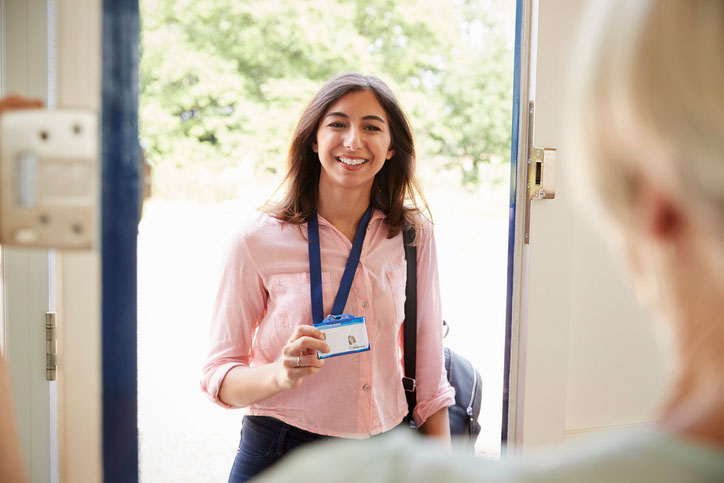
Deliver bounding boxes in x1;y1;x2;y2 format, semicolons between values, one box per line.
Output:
140;0;514;200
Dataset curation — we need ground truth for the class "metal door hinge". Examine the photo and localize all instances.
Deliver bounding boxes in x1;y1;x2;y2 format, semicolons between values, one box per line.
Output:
524;101;557;244
46;312;57;381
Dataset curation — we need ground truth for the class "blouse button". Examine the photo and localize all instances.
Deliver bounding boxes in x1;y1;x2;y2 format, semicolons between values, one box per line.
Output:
362;301;369;309
362;384;370;391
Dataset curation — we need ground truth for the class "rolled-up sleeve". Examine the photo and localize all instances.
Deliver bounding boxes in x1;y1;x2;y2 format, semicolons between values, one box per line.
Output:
412;226;455;427
200;228;267;408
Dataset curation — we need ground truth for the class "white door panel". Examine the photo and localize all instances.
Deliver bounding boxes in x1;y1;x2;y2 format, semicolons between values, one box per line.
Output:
1;1;54;480
3;248;52;482
564;225;668;434
510;0;668;448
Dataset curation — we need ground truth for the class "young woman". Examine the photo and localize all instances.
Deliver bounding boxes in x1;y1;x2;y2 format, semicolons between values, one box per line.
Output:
201;73;454;482
256;1;724;481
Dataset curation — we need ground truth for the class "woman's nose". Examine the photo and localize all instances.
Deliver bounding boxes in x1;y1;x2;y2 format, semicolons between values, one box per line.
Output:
343;128;362;149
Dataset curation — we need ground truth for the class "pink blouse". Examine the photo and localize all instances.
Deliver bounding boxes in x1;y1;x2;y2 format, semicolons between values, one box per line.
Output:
200;210;454;438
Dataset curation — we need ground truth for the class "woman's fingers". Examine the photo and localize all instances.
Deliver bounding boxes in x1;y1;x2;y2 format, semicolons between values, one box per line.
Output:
286;335;329;355
284;325;329;358
281;336;329;367
283;353;324;369
288;324;326;343
276;324;331;389
0;95;43;112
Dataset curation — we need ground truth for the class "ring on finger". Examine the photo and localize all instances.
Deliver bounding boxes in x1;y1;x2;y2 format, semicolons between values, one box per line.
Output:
296;355;301;367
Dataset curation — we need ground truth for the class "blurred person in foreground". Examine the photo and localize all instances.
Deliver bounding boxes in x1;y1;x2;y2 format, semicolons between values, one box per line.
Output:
257;0;724;481
0;95;42;483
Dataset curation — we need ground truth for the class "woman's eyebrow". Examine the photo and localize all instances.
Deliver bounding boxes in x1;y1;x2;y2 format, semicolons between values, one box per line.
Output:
325;112;386;124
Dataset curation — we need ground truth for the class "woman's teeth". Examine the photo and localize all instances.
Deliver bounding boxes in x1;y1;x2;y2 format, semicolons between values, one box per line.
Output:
337;157;368;166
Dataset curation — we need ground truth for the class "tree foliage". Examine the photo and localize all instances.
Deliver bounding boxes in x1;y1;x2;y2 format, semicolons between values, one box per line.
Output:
140;0;514;199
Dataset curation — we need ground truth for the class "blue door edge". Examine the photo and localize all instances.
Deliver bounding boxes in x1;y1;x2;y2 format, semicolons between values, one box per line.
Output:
501;0;525;447
101;1;140;482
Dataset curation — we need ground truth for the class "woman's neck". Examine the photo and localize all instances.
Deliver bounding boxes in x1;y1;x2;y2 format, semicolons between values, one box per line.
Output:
317;183;372;243
660;353;724;447
657;256;724;447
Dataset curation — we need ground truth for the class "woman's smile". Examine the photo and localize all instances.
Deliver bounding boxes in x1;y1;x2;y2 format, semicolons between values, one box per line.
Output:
336;155;369;169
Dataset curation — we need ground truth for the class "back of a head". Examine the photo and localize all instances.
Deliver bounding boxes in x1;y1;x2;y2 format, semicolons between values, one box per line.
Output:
570;0;724;240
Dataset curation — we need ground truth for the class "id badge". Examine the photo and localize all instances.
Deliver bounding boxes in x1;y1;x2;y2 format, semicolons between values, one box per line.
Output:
314;314;370;359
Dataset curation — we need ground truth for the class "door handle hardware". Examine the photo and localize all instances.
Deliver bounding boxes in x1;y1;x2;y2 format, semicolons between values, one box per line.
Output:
524;101;557;244
528;146;556;200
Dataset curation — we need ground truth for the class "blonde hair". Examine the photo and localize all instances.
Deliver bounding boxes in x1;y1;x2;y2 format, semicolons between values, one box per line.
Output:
569;0;724;233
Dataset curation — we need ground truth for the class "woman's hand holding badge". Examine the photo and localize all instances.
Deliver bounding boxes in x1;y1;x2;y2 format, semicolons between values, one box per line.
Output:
216;325;330;407
276;325;329;390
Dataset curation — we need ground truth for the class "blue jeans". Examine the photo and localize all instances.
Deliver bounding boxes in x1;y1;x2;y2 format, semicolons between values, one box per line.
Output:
228;416;328;482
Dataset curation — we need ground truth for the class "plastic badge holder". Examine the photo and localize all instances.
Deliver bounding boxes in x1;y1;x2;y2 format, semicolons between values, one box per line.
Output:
314;314;370;359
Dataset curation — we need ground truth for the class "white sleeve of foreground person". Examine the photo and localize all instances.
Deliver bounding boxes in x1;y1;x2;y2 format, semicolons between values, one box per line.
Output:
254;429;508;483
255;426;724;483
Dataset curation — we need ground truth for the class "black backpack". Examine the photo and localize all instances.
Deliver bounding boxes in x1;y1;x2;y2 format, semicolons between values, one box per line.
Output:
402;228;483;452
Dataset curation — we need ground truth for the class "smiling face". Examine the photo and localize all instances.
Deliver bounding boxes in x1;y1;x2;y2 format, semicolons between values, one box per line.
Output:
313;89;395;197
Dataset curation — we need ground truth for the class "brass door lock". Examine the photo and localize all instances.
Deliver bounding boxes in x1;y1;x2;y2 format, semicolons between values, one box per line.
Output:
524;101;556;244
528;146;556;200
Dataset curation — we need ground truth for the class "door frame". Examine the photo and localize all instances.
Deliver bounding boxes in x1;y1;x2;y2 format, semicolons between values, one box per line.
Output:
503;0;533;448
100;1;140;481
54;1;104;481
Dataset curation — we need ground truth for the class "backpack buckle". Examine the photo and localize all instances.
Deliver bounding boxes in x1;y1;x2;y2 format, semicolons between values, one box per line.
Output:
402;377;416;392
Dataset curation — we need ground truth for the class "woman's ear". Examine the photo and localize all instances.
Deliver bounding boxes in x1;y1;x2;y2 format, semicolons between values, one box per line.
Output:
386;146;395;160
638;180;684;242
312;142;318;153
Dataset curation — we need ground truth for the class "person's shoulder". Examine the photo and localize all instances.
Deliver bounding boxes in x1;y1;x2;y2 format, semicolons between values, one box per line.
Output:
256;429;503;483
232;211;298;243
252;425;724;483
405;211;435;246
508;427;724;483
238;211;283;236
222;212;291;258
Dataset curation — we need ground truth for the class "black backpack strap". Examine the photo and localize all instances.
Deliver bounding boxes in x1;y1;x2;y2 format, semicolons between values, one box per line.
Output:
402;227;417;425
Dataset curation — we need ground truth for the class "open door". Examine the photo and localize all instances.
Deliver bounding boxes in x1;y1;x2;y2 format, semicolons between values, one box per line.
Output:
1;1;107;481
1;1;57;481
505;0;669;449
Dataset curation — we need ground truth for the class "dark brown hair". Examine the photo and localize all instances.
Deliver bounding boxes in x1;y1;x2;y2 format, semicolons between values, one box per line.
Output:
264;72;430;239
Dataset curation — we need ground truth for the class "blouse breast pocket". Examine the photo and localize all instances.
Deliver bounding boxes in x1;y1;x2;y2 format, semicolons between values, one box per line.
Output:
386;264;408;327
255;272;332;362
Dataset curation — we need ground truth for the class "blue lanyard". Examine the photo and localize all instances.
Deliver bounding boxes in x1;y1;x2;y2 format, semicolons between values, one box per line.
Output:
308;205;373;325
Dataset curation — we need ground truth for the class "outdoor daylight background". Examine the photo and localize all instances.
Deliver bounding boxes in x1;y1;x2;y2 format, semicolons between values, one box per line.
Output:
137;0;515;481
